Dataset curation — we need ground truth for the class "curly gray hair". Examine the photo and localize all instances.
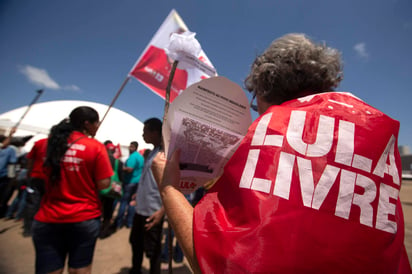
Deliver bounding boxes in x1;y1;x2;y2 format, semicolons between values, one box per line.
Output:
245;33;343;104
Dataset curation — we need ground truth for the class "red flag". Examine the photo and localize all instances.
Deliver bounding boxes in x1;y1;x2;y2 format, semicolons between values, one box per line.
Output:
194;92;411;273
113;143;122;159
129;9;215;102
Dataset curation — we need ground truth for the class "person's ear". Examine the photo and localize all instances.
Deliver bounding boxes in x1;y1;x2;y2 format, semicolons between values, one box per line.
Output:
83;121;92;135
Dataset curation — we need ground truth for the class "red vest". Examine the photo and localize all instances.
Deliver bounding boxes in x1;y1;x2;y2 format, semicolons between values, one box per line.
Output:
194;92;411;273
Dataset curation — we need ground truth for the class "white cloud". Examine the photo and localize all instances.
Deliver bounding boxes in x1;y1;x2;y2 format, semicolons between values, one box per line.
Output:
353;42;369;59
63;84;81;91
19;65;81;92
20;65;60;89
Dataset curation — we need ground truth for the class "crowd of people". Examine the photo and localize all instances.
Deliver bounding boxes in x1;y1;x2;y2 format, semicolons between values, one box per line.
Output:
0;112;189;274
1;32;411;274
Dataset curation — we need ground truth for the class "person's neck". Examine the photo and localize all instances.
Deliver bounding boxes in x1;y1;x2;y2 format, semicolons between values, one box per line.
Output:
151;139;162;149
74;130;87;136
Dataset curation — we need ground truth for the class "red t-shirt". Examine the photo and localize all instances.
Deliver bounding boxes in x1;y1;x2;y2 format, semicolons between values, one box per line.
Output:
35;131;113;223
26;138;47;180
194;92;411;273
130;45;188;102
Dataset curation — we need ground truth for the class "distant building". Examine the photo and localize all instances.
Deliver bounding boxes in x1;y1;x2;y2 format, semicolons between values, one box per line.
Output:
399;146;412;179
399;145;410;156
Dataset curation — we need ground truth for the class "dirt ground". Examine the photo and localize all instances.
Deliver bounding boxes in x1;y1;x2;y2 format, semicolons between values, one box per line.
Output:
0;214;192;274
1;180;411;274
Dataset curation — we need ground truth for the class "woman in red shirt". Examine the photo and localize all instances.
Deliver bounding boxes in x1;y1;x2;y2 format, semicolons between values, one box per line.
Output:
32;106;113;274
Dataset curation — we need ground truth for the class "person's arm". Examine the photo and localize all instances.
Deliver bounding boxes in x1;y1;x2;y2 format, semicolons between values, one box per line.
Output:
1;127;16;148
145;206;165;230
152;150;201;273
123;156;136;173
123;166;133;173
96;177;111;190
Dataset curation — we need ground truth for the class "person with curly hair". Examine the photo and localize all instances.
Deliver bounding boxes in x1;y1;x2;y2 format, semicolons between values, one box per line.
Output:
155;33;411;273
32;106;113;274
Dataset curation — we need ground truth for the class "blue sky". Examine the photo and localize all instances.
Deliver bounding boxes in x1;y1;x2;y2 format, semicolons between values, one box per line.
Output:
1;0;411;148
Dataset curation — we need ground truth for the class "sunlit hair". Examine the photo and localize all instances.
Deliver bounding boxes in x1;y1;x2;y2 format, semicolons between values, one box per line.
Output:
44;106;99;184
244;33;343;104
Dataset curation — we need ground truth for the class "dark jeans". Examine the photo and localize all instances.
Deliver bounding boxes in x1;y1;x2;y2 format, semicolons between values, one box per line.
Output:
23;178;45;234
0;176;13;218
129;213;164;274
101;195;116;224
99;195;116;238
32;218;100;273
115;183;138;228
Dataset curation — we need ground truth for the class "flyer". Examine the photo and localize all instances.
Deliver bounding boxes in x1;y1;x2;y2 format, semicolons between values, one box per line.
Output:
163;76;252;193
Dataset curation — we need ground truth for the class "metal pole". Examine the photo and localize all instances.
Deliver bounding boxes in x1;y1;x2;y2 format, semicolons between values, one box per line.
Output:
14;89;44;129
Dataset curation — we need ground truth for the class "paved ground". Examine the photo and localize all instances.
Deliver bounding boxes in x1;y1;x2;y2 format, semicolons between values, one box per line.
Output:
1;180;411;273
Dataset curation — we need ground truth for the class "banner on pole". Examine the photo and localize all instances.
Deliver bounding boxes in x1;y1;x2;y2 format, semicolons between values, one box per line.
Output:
129;9;216;102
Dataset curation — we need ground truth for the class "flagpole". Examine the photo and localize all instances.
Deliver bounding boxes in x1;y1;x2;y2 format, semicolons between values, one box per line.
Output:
14;89;44;129
163;60;179;123
99;76;131;127
162;59;179;274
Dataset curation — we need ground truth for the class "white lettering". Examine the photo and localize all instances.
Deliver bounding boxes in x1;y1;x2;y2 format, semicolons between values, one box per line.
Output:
70;144;86;151
252;113;271;146
65;149;77;156
251;177;272;193
155;72;164;82
62;156;83;164
239;149;260;189
239;109;400;234
335;170;356;219
373;135;400;185
296;157;314;207
286;111;334;157
352;154;372;173
311;164;340;210
335;120;354;166
376;183;399;233
352;174;377;228
273;152;295;199
296;156;340;209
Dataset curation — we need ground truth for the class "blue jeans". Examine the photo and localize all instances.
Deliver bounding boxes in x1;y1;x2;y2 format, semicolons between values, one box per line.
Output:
5;188;27;219
161;227;184;263
115;183;137;228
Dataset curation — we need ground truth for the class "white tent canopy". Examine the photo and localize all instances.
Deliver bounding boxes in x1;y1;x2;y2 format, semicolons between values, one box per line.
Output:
0;100;152;158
